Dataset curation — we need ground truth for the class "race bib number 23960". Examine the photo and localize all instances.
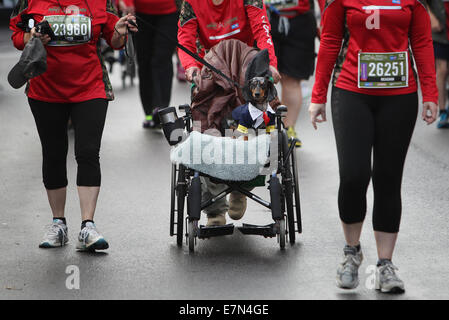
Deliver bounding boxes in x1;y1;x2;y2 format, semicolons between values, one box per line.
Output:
358;51;409;89
45;15;92;46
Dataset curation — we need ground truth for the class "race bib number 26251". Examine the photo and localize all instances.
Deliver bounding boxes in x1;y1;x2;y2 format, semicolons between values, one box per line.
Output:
358;51;409;89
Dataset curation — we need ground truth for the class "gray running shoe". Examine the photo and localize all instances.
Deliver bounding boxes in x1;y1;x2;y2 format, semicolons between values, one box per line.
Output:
76;222;109;251
336;245;363;289
39;219;68;248
375;260;405;293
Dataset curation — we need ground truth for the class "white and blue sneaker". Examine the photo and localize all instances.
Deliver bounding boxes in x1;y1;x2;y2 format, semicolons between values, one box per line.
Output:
76;222;109;251
39;219;68;248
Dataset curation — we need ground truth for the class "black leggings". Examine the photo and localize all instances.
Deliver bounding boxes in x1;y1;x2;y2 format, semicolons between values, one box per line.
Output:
28;98;108;190
135;12;178;116
331;87;418;233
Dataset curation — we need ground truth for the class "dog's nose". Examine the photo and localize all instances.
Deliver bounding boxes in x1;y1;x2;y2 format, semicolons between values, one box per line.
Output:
254;92;260;97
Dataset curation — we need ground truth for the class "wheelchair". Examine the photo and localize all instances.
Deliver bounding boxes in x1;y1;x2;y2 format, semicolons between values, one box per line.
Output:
161;104;302;252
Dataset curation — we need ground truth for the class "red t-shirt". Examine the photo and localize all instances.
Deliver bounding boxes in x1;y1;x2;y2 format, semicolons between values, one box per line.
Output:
265;0;310;17
122;0;178;15
312;0;438;104
10;0;121;103
178;0;277;71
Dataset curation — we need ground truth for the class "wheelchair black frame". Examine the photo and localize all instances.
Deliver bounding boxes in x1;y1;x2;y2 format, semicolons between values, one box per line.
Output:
169;104;302;252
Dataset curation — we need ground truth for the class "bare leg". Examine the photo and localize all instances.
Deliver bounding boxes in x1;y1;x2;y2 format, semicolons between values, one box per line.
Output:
46;187;67;218
436;59;449;111
341;222;363;247
280;73;303;128
374;231;398;260
77;186;100;221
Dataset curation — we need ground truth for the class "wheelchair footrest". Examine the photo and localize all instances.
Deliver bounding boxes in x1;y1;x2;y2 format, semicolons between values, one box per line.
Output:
237;223;277;238
197;224;235;239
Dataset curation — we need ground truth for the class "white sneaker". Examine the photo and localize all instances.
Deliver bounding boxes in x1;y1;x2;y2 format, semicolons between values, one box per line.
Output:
39;219;68;248
336;245;363;289
375;260;405;293
76;222;109;251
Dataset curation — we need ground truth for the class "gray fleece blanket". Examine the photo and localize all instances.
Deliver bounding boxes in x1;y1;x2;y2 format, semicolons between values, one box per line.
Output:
170;131;273;181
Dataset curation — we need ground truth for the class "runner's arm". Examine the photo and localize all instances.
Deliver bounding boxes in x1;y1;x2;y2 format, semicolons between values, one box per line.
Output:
311;0;345;104
103;1;127;49
177;0;202;70
410;1;438;104
244;0;277;68
10;0;30;50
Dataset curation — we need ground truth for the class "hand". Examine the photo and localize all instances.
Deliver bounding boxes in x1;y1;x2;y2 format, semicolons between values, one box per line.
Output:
309;103;327;130
269;65;281;84
30;27;51;45
186;66;200;83
115;13;138;35
422;101;438;125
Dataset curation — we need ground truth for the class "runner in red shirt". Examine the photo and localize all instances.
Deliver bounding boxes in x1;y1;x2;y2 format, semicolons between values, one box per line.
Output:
10;0;137;251
178;0;280;83
309;0;438;293
119;0;181;129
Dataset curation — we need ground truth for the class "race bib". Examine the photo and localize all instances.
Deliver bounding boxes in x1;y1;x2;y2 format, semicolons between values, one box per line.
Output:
358;51;409;89
45;15;92;46
265;0;299;10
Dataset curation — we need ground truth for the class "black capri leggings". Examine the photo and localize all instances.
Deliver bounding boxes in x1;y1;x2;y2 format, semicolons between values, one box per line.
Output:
28;98;108;190
331;87;418;233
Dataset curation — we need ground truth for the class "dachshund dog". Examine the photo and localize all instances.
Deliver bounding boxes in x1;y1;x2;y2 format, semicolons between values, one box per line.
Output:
248;76;271;112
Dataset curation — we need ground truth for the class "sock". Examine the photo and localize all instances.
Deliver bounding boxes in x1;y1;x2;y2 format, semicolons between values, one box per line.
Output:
377;258;392;267
345;243;361;252
53;217;66;224
81;220;94;229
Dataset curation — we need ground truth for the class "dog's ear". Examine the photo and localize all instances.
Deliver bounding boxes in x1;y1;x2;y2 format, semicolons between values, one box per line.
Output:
267;77;278;102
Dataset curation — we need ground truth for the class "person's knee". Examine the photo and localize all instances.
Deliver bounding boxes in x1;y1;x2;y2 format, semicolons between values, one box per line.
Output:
75;146;100;174
42;151;68;189
340;171;370;193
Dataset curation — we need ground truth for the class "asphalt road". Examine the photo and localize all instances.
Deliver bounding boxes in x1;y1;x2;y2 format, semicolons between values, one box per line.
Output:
1;31;448;300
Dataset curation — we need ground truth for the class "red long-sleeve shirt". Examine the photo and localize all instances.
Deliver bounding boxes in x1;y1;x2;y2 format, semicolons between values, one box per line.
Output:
178;0;277;71
312;0;438;105
10;0;121;103
121;0;178;15
266;0;310;17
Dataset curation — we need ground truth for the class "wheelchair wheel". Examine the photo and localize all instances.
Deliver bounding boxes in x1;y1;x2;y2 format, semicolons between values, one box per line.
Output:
281;130;296;244
278;218;286;250
291;147;302;234
175;165;187;246
188;219;197;252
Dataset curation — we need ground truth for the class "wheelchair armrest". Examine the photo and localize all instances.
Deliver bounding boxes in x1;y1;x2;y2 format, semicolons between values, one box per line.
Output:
276;105;288;116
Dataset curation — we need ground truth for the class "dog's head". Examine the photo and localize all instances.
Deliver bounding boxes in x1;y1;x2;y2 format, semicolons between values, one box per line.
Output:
248;76;270;106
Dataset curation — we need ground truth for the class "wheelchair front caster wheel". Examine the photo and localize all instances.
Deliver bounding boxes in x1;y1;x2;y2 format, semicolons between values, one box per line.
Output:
187;220;198;252
277;219;286;250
